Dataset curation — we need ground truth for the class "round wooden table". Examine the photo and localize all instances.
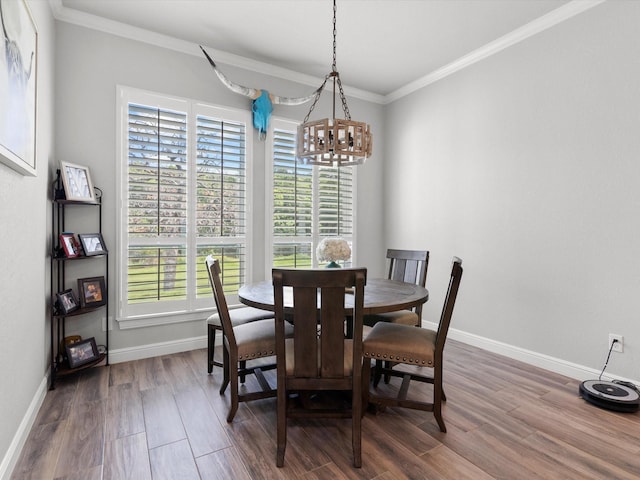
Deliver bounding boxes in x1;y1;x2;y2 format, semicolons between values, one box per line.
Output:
238;277;428;315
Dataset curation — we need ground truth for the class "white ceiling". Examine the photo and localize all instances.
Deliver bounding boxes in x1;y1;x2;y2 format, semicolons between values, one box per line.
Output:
55;0;587;100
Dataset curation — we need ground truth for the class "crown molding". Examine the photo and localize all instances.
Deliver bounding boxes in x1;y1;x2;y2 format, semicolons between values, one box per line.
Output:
384;0;606;104
48;0;384;104
49;0;604;106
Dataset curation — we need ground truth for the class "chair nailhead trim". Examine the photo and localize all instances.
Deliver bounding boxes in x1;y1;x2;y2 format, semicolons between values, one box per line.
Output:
363;351;433;367
238;349;275;361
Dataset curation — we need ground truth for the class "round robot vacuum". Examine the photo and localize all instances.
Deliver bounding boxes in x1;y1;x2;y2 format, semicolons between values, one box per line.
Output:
579;380;640;413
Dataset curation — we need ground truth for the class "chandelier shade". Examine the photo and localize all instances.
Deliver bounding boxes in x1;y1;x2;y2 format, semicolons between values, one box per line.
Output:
296;0;372;166
297;118;372;166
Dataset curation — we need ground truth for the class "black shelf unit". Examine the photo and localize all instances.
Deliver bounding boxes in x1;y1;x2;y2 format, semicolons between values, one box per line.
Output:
49;171;109;389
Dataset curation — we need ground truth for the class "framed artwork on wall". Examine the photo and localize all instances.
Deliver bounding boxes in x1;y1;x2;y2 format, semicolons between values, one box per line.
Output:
0;0;38;176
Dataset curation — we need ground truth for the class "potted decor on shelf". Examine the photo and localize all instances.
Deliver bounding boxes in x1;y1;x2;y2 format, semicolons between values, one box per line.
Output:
316;238;351;268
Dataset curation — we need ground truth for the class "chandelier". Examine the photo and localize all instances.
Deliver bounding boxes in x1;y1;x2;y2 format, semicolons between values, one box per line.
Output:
296;0;372;166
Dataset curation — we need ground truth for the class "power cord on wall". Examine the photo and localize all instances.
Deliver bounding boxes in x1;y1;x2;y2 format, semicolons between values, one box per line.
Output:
598;339;618;381
598;338;639;392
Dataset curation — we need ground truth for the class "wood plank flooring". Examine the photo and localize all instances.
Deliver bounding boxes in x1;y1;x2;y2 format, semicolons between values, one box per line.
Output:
11;340;640;479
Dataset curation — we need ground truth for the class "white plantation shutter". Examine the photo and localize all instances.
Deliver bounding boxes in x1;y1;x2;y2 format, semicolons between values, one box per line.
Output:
272;128;313;267
127;104;188;304
318;164;353;237
128;104;188;238
196;116;246;238
270;119;354;269
118;88;250;324
195;114;247;299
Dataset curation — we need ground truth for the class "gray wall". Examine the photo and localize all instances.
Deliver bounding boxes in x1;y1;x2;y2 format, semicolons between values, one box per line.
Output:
384;1;640;382
0;0;55;474
5;0;640;474
54;22;385;351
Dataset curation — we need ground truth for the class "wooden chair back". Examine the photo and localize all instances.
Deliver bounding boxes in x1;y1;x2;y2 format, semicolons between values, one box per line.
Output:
205;255;237;348
272;267;367;467
386;249;429;315
435;257;463;359
273;268;366;387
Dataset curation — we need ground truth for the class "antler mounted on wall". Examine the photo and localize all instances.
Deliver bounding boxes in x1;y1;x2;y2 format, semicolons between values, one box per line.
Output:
200;46;322;140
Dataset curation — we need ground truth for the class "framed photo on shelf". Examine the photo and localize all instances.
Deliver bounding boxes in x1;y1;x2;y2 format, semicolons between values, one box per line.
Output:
65;337;99;368
56;289;79;314
59;233;81;258
77;276;106;308
78;233;107;256
59;161;96;202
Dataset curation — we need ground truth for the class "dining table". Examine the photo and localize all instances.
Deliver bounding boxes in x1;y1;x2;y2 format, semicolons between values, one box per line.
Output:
238;275;429;416
238;277;429;315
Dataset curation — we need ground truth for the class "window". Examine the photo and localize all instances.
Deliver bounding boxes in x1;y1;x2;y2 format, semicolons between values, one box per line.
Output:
117;87;252;326
268;118;355;270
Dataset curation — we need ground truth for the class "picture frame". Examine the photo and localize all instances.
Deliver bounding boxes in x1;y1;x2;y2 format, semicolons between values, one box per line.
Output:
59;233;81;258
65;337;99;368
77;276;106;308
59;161;96;202
0;0;38;177
56;289;79;314
78;233;107;256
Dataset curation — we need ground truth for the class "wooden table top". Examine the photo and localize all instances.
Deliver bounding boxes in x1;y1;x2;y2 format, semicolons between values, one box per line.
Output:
238;277;428;315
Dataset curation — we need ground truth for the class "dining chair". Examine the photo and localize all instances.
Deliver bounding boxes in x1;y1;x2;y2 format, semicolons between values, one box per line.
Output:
207;303;274;372
205;255;293;422
363;249;429;327
273;267;367;468
362;257;462;433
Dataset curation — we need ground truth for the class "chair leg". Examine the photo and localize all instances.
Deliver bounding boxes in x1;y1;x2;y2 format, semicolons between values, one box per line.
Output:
372;359;383;387
208;324;225;372
226;350;240;423
276;382;287;467
207;324;217;373
352;372;362;468
383;360;393;384
361;358;371;416
239;360;247;383
219;343;230;395
433;366;446;433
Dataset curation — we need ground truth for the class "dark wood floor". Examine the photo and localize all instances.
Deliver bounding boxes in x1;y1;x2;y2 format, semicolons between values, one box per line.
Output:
11;340;640;479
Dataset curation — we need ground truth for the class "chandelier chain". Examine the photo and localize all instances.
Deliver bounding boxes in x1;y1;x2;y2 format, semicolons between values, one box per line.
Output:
302;73;330;124
332;0;337;72
336;75;351;120
296;0;371;166
331;0;350;120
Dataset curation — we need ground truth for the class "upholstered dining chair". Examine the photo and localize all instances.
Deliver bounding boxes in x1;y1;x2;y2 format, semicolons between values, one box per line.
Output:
206;298;274;372
362;257;462;433
272;267;367;468
205;255;293;422
363;249;429;327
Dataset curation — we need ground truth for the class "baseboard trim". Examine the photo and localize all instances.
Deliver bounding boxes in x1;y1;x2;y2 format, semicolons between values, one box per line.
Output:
108;335;207;364
423;321;639;385
113;326;639;385
0;375;48;480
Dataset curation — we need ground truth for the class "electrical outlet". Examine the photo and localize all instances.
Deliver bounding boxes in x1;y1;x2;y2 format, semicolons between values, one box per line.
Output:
609;334;624;353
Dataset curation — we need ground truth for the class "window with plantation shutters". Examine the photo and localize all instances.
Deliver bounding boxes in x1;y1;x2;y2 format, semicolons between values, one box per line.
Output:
117;87;251;325
127;103;188;306
269;118;355;269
